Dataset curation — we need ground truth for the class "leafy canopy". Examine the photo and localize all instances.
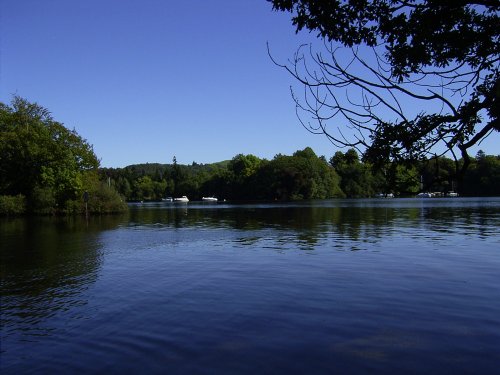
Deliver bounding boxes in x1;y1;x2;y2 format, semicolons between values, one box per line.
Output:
0;97;100;211
269;0;499;173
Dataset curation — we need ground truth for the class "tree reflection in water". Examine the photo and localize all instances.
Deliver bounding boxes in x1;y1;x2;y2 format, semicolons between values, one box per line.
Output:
0;215;123;334
126;199;499;251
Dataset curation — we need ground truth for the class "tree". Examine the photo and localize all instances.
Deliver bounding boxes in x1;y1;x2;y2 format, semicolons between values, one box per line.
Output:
171;155;185;196
133;176;154;200
330;148;376;197
269;0;499;175
227;154;264;199
418;156;457;193
262;147;343;200
0;97;126;214
1;97;98;202
229;154;262;180
462;151;500;195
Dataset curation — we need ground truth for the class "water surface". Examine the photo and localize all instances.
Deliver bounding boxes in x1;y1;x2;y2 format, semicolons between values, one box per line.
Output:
1;198;499;374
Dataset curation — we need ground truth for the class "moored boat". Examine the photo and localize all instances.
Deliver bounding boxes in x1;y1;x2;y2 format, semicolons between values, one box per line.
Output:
174;196;189;202
375;193;394;198
416;192;433;198
202;197;218;202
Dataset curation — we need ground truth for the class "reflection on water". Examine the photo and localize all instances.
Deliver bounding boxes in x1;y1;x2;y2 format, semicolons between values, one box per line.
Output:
1;198;499;374
127;198;500;250
0;216;123;334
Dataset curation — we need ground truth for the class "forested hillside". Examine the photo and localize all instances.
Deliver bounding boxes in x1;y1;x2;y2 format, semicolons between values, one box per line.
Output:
101;148;344;201
103;149;500;201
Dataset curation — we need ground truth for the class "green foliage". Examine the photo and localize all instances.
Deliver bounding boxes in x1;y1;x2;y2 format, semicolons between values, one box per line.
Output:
85;182;127;214
330;149;378;198
263;148;343;200
461;152;500;196
60;172;127;214
393;165;420;196
229;154;262;180
31;186;57;214
269;0;499;172
329;148;499;197
0;194;27;215
107;148;343;202
101;150;499;201
133;176;154;201
418;156;457;192
270;0;498;78
0;97;126;215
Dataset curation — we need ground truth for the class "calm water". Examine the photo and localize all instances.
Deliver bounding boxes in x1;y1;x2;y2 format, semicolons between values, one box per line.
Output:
1;198;499;374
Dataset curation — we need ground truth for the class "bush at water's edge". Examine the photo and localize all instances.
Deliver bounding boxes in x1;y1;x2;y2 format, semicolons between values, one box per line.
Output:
64;182;128;214
0;183;127;216
0;195;27;215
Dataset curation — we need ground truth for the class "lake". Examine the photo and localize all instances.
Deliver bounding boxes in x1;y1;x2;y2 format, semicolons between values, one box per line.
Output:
1;198;499;374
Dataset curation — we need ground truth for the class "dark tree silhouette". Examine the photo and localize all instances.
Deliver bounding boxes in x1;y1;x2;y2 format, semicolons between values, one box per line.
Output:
269;0;499;175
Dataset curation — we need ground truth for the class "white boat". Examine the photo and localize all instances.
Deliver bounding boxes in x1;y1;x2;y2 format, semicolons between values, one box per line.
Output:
416;192;433;198
448;191;459;197
161;197;173;202
202;197;218;202
174;196;189;202
375;193;394;198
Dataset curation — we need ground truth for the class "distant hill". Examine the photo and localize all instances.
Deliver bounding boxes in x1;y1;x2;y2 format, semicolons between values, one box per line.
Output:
101;160;231;179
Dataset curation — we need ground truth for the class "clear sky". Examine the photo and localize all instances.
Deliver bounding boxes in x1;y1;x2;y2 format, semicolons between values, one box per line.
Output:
1;0;498;167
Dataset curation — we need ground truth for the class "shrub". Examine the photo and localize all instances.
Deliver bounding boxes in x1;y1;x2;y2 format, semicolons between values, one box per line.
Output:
0;195;27;215
30;186;56;214
87;182;128;214
63;182;128;215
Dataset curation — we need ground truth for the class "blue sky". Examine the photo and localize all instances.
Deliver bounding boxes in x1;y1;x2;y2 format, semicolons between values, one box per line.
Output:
1;0;498;167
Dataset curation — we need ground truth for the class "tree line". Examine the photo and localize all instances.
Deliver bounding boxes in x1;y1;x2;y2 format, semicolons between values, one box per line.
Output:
103;148;500;202
2;97;498;216
101;148;344;202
